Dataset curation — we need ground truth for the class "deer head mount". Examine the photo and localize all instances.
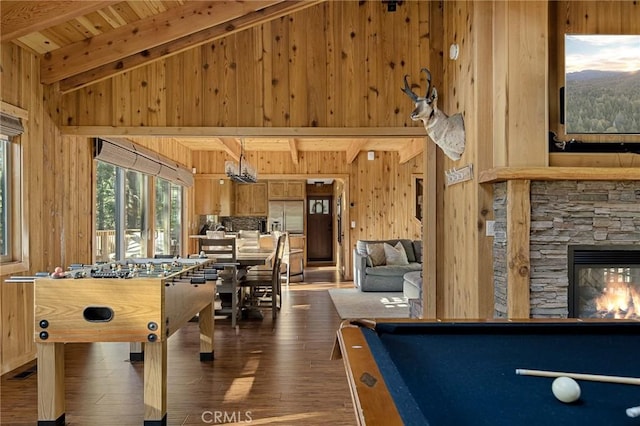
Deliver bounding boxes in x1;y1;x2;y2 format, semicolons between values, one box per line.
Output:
402;68;466;161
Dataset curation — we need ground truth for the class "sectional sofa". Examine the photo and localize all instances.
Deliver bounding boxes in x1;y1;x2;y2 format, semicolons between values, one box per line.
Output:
353;239;422;292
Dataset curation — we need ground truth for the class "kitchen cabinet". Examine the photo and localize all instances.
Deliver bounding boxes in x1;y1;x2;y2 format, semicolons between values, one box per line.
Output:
235;182;267;216
268;180;305;200
218;181;234;216
194;178;234;215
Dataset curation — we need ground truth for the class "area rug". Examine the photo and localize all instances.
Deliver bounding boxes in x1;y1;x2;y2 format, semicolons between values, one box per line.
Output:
328;288;409;319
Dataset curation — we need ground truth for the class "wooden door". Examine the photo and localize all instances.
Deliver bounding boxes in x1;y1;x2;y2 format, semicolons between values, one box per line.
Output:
307;196;333;261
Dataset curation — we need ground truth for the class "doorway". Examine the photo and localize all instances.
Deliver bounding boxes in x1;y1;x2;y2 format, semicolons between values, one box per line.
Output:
307;195;333;262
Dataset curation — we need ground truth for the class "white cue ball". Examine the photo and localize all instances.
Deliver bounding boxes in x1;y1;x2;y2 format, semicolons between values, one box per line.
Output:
552;377;581;403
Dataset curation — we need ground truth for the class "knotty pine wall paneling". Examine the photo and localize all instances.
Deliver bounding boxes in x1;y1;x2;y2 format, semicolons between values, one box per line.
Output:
1;44;94;375
474;4;497;321
59;1;432;129
1;43;39;375
164;57;185;126
437;1;548;319
269;17;292;126
288;9;309;127
441;1;485;319
181;48;203;127
349;151;422;242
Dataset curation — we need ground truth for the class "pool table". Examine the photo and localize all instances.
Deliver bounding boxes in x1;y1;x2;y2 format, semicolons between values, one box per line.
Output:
334;319;640;426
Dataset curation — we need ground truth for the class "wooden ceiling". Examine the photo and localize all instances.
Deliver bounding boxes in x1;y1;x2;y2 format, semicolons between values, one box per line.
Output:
1;0;425;163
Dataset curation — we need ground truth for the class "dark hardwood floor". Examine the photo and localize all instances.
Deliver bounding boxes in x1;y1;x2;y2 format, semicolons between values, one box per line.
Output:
1;267;357;425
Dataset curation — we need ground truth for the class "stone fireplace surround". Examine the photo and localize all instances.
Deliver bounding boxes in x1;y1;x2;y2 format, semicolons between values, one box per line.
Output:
492;179;640;318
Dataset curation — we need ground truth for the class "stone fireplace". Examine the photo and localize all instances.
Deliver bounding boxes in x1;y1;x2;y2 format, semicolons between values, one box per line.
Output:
492;179;640;318
568;246;640;319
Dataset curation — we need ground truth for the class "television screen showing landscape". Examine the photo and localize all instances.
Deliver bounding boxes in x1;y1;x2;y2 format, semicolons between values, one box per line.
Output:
565;34;640;134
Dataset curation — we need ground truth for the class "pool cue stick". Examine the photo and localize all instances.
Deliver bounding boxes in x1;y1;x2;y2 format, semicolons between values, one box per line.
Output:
515;369;640;386
627;406;640;418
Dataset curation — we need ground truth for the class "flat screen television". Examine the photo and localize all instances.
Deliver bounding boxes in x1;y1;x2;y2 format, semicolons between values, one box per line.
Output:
564;34;640;134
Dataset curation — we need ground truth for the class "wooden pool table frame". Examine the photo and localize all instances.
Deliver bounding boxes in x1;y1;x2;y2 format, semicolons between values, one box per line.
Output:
333;319;405;426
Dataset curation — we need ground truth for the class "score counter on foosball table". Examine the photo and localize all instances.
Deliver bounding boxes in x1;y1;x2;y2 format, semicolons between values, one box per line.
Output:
33;258;217;426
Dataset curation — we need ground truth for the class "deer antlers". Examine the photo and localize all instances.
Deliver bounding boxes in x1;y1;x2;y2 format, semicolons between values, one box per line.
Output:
401;68;432;102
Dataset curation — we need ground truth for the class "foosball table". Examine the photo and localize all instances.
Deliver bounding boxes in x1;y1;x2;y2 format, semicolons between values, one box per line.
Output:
31;258;218;425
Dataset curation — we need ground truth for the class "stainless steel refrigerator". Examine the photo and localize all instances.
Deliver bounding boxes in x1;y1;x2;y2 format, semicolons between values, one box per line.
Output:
268;201;304;234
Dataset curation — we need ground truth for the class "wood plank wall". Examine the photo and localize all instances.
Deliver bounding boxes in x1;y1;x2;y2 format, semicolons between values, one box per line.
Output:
59;1;431;128
435;1;549;319
1;43;94;375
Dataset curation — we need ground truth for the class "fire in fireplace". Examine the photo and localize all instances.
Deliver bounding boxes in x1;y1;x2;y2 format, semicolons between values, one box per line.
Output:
568;246;640;319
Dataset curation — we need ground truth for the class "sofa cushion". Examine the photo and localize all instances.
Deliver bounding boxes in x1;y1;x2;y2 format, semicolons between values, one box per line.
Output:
413;240;423;263
384;242;409;265
365;263;422;277
366;243;386;266
357;239;417;263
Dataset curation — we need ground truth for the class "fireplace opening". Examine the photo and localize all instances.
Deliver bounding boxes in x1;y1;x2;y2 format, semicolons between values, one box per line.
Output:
568;246;640;319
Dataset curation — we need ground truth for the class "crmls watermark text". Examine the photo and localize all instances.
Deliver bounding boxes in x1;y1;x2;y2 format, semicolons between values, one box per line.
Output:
201;411;253;424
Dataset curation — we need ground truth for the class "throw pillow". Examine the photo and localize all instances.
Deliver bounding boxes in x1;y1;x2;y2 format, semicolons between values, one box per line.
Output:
366;243;386;266
384;242;409;265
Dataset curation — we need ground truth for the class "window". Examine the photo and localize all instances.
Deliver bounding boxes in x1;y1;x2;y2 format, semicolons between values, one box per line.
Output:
0;110;27;272
155;178;182;257
415;177;424;222
309;199;329;214
95;162;116;262
0;135;10;261
123;170;149;258
95;161;184;262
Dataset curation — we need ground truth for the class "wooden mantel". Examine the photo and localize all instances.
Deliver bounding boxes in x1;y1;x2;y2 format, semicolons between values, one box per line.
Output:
479;167;640;183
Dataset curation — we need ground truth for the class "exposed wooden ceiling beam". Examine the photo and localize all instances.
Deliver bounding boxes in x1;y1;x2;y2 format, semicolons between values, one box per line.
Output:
289;138;300;165
40;0;286;84
59;0;325;93
60;126;427;138
398;138;425;164
346;140;367;164
217;137;242;162
0;1;119;42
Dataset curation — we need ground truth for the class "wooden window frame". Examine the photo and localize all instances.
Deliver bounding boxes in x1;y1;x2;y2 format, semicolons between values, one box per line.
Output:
0;102;29;275
413;175;424;223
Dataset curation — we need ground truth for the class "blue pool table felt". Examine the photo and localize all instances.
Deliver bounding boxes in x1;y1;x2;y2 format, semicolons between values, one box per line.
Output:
363;322;640;426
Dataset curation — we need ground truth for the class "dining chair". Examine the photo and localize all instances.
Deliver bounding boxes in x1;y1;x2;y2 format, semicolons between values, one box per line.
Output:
280;233;305;285
199;238;241;328
199;238;236;263
238;234;286;320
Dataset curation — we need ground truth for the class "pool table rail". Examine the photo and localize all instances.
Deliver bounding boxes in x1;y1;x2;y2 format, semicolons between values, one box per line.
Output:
333;321;405;426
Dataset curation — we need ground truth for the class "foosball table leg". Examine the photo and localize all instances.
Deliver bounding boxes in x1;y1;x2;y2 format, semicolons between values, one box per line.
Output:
143;340;167;426
37;342;65;425
199;302;214;361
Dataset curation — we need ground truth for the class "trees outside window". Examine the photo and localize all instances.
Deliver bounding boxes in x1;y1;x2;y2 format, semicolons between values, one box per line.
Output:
95;162;183;262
